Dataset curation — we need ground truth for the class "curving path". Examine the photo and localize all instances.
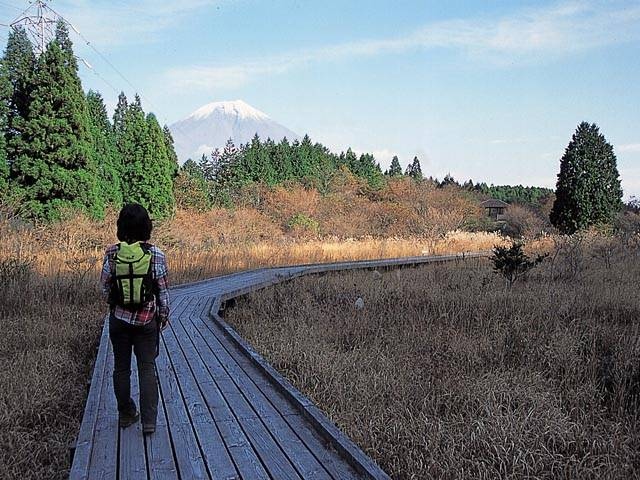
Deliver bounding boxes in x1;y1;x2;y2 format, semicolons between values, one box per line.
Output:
69;253;483;479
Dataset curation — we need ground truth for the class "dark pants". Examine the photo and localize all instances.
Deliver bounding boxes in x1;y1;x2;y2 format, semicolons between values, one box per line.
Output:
108;314;159;426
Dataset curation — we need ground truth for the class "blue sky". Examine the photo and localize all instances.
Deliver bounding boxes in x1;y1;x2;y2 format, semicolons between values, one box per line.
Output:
1;0;639;197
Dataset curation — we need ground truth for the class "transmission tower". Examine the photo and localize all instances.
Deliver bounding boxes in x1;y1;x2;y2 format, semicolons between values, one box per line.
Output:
10;0;60;55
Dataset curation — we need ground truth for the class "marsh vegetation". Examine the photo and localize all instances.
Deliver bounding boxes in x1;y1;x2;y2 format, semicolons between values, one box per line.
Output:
227;236;640;479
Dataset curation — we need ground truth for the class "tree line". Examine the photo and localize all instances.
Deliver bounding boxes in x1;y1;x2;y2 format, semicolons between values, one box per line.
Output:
0;23;177;220
176;135;427;209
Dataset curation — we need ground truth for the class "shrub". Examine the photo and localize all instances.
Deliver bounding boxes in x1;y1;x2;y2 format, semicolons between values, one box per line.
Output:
491;242;546;286
287;213;320;237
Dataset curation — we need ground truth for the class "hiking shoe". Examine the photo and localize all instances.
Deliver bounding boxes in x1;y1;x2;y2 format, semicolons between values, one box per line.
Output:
118;410;139;428
142;423;156;435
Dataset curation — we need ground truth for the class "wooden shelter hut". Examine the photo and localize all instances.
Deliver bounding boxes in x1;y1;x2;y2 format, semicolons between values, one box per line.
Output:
481;199;509;220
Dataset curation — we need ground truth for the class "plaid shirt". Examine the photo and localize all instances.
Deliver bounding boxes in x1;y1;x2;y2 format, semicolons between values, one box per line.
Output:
100;243;170;326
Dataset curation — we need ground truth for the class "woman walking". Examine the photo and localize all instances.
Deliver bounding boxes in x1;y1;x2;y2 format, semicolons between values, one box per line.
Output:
100;203;170;435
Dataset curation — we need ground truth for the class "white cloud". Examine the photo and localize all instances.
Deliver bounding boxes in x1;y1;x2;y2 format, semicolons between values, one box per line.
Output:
165;1;640;89
618;144;640;153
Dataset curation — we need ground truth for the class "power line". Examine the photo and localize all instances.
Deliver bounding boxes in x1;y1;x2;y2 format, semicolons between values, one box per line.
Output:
63;19;198;144
10;0;59;55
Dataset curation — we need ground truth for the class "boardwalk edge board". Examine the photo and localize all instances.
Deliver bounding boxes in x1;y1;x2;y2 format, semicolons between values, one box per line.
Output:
210;253;488;479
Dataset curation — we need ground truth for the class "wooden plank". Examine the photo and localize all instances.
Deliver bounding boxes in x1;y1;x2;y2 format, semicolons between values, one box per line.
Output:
156;334;210;479
182;315;306;480
198;313;358;480
145;383;179;480
168;299;271;480
160;306;239;480
190;314;335;480
119;356;148;480
280;414;362;480
87;336;119;480
69;318;110;480
155;297;210;479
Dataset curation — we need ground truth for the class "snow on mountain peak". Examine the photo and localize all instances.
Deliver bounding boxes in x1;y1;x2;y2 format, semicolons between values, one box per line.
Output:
170;99;299;162
188;100;269;121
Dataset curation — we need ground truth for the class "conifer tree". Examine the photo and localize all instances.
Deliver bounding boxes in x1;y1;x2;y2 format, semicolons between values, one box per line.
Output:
0;60;10;192
11;22;103;220
113;91;128;140
3;27;36;167
550;122;623;234
386;155;402;176
198;149;218;181
117;96;176;218
116;96;145;209
274;137;293;180
183;158;204;178
87;90;123;208
163;125;179;166
215;138;239;185
405;156;423;180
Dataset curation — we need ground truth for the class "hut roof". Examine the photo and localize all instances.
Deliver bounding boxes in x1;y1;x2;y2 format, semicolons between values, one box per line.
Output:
481;199;509;208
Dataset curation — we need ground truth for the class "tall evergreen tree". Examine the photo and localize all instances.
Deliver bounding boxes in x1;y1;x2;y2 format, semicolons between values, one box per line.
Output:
163;125;179;167
117;97;175;218
3;27;36;167
405;156;423;180
0;59;10;192
10;22;103;220
87;90;123;208
550;122;623;234
199;148;218;181
113;91;128;139
386;155;402;176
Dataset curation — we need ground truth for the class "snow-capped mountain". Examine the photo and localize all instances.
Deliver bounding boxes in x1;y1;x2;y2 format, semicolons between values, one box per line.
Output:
169;100;300;163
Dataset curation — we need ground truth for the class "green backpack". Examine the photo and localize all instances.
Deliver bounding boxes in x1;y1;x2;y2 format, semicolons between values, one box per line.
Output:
111;242;154;308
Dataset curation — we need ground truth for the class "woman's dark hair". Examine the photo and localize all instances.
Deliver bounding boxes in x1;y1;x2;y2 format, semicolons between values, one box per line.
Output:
117;203;153;243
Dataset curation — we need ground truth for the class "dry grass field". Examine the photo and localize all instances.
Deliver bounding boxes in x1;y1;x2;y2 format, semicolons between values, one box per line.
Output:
0;211;499;480
226;236;640;479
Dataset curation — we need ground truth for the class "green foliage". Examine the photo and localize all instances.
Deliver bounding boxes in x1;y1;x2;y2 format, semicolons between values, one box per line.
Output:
112;91;127;140
86;90;123;208
550;122;623;234
405;156;423;180
9;23;103;220
205;134;389;200
198;148;218;181
182;158;204;179
163;125;179;166
2;27;35;169
337;148;384;189
491;242;546;287
475;183;554;207
385;155;402;176
287;212;320;235
115;95;176;218
0;59;10;193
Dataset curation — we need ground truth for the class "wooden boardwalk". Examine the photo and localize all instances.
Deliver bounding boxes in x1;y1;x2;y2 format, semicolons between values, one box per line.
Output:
70;253;482;479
